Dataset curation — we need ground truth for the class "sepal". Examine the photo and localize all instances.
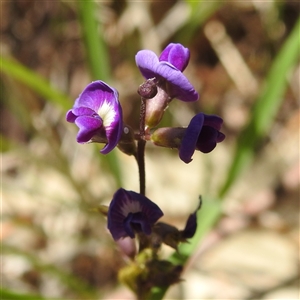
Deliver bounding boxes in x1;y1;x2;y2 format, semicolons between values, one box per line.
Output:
117;125;137;156
151;127;185;148
144;85;171;129
118;249;182;299
179;196;202;241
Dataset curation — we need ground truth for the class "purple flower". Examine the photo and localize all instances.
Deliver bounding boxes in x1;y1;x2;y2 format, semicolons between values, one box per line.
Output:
107;188;164;241
179;113;225;163
135;43;198;102
66;81;123;154
151;113;225;163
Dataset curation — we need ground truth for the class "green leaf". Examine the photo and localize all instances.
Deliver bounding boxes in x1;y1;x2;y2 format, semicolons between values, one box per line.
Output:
219;17;300;197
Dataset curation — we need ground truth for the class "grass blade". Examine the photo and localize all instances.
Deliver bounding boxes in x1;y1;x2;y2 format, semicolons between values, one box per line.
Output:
78;1;111;81
219;17;300;197
0;56;71;111
78;1;122;186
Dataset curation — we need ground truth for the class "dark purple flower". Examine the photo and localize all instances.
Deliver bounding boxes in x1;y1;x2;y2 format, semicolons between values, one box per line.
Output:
66;81;123;154
179;113;225;163
135;43;198;102
107;188;164;241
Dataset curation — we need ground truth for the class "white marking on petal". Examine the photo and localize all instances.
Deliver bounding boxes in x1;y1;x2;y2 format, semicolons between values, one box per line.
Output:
120;199;142;217
97;100;116;128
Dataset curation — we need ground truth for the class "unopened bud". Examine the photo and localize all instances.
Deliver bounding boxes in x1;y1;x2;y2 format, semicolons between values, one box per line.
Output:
138;78;157;99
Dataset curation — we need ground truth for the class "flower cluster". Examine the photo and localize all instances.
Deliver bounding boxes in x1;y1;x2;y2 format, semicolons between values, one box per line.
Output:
66;43;225;296
66;43;225;162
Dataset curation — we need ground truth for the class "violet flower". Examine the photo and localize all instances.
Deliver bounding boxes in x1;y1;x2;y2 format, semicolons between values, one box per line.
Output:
107;188;164;241
151;113;225;163
66;81;123;154
135;43;198;102
179;113;225;163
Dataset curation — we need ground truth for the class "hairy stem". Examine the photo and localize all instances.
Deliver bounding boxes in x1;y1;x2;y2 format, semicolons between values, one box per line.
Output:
136;97;147;195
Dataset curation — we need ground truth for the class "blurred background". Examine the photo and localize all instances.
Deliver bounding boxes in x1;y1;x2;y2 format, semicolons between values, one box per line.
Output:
1;1;299;299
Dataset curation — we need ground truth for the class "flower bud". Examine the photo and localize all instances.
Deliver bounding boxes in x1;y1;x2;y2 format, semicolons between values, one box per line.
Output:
152;222;181;251
151;113;225;163
144;85;171;129
137;78;157;99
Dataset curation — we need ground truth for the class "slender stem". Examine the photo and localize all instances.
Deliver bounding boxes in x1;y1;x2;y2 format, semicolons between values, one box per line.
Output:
136;97;147;195
137;139;146;195
139;97;146;138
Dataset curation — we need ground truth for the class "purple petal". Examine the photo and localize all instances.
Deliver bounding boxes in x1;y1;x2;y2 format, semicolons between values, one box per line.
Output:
159;43;190;72
179;113;204;163
123;212;152;237
128;191;163;225
66;107;97;124
107;188;163;241
135;50;159;79
123;213;137;238
75;115;103;143
135;45;198;102
196;126;218;153
203;114;223;131
72;106;97;117
75;81;119;112
107;189;131;240
155;62;198;101
217;131;226;143
100;101;123;154
66;110;77;123
197;114;225;152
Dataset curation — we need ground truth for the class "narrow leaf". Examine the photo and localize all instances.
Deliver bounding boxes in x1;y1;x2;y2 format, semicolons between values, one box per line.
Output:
78;1;111;81
0;56;71;111
219;18;300;197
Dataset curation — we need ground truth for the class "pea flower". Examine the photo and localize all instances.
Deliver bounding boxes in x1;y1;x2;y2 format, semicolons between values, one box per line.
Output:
136;43;199;128
180;113;225;163
151;113;225;163
135;43;198;102
66;81;123;154
107;188;164;241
